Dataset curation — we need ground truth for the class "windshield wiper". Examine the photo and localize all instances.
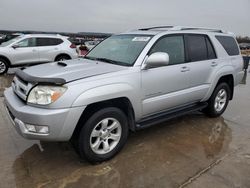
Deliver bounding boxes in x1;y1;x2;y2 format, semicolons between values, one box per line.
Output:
96;58;130;66
84;56;97;61
84;56;129;66
95;58;118;64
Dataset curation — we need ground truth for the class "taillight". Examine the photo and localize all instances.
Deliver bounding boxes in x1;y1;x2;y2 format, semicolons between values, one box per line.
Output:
70;44;76;48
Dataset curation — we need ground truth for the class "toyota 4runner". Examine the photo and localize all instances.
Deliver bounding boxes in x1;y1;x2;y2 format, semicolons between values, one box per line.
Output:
4;26;244;163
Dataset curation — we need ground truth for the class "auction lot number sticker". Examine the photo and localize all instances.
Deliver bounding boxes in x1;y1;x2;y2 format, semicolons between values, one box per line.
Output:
132;37;151;42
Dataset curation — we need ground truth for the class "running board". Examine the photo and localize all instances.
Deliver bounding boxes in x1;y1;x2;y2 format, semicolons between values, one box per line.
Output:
136;102;208;130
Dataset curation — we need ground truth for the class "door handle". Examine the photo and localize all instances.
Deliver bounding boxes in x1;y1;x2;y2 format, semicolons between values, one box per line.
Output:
181;66;190;72
32;49;37;52
211;62;218;67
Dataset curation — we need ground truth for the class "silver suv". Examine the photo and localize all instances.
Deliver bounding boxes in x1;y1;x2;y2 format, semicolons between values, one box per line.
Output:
0;34;78;74
4;26;244;163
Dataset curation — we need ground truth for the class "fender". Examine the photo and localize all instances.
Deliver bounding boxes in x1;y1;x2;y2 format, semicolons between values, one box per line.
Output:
0;54;11;65
202;65;235;101
72;83;142;120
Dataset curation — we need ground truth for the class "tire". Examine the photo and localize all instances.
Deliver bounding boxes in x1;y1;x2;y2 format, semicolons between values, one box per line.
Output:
78;107;129;163
204;83;230;117
0;58;9;75
55;54;71;61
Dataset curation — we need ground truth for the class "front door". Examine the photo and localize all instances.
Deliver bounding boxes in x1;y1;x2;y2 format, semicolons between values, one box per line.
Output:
11;37;39;65
141;35;190;117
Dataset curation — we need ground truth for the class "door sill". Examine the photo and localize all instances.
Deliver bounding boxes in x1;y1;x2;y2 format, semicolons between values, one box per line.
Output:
136;102;208;130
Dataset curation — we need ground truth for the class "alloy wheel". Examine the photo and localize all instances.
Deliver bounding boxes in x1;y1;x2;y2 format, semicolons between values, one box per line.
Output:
0;61;6;74
214;89;227;112
90;118;122;155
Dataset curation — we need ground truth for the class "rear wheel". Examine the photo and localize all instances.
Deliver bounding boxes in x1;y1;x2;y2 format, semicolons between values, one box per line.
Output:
78;107;128;163
204;83;230;117
55;54;71;61
0;58;8;75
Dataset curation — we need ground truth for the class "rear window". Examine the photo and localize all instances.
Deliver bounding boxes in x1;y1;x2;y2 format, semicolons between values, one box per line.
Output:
36;38;63;46
215;36;239;56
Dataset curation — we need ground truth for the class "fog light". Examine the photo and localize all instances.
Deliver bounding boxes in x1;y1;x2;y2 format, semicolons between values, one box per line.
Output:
25;124;49;134
26;124;36;133
36;126;49;134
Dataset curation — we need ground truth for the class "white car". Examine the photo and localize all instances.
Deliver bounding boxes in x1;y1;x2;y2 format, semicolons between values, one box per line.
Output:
0;34;78;74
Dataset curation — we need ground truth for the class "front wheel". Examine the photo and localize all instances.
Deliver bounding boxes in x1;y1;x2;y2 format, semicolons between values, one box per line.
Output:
78;107;128;163
55;55;71;61
0;58;9;75
204;83;230;117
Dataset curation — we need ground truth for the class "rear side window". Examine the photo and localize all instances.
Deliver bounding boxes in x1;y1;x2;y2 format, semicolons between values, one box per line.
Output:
36;38;63;46
149;35;185;65
186;35;207;62
215;36;239;56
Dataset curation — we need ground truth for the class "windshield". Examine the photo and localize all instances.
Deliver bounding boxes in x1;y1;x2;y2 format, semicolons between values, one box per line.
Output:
0;36;22;47
85;35;152;66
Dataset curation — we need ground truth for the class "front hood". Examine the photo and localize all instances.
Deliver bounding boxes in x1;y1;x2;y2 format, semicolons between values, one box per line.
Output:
22;59;128;83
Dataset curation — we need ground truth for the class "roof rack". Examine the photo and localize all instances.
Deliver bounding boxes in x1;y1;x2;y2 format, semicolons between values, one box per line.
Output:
138;26;174;31
173;26;225;33
138;26;227;33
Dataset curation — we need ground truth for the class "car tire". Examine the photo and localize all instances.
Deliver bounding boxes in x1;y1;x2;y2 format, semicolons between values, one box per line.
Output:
0;58;9;75
55;54;71;61
78;107;129;163
204;83;230;118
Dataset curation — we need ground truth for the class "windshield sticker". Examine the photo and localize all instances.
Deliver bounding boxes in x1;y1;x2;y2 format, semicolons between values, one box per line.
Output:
132;37;150;42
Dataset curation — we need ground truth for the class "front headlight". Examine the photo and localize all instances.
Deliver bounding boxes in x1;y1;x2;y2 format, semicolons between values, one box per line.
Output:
27;85;67;105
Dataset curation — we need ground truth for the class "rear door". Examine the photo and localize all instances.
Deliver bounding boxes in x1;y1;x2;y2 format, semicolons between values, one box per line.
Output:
10;37;40;65
184;34;218;101
36;37;63;62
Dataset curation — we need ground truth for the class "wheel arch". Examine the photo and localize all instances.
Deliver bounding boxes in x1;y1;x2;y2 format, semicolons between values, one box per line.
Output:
71;97;136;141
216;74;234;100
203;73;234;102
0;55;11;66
54;53;71;61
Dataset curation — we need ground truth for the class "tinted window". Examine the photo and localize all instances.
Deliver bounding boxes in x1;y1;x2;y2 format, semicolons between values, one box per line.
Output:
36;38;63;46
215;36;239;56
150;35;185;65
187;35;207;62
50;38;63;45
205;37;216;59
16;38;36;47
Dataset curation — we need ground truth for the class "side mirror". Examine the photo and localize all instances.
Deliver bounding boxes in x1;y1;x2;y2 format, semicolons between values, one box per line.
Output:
143;52;169;69
12;44;19;49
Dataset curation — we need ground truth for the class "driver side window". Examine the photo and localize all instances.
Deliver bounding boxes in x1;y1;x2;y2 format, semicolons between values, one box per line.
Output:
149;35;185;65
16;38;36;48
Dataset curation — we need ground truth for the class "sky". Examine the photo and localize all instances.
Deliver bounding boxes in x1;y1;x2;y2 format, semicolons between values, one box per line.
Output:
0;0;249;36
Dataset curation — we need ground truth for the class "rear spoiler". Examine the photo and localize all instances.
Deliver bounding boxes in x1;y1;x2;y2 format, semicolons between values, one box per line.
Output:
15;69;66;85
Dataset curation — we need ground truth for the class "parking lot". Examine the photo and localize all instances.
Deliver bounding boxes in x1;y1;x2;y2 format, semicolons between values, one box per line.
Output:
0;70;249;188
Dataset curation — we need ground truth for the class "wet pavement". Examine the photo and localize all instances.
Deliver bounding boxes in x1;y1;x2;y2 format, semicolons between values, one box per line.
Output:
0;71;250;188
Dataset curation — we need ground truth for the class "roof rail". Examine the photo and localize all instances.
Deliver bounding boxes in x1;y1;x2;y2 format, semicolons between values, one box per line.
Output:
171;26;225;33
137;26;228;34
138;26;174;31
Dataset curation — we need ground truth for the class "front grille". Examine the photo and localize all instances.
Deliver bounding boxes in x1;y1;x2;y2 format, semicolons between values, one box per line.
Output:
12;76;34;101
